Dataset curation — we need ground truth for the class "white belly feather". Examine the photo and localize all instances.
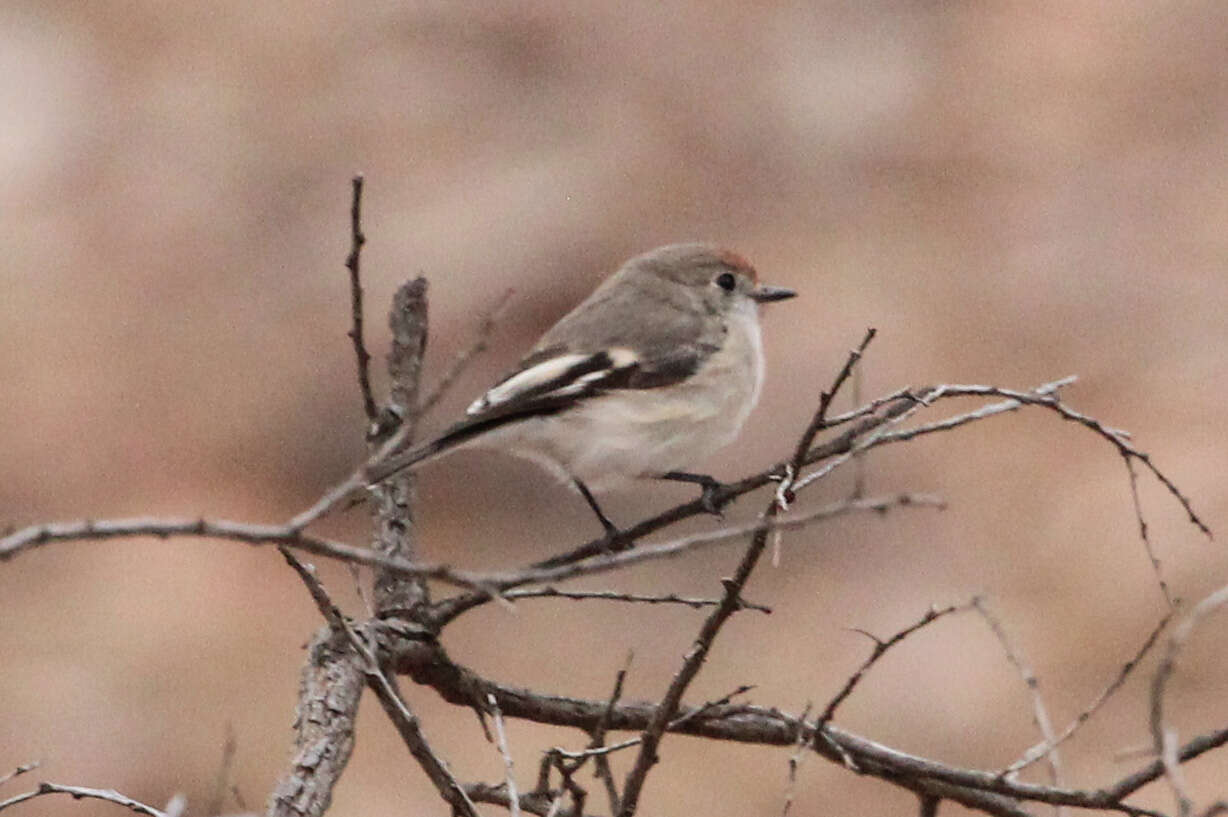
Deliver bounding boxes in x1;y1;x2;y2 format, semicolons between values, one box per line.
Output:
485;303;766;488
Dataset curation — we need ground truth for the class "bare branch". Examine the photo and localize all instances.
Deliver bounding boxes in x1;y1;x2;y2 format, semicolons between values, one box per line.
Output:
868;381;1211;540
438;493;944;624
278;549;479;817
371;276;430;614
821;386;916;429
0;763;38;790
1124;456;1175;607
553;685;757;768
1005;613;1171;776
790;328;877;470
343;174;378;422
266;588;363;816
972;597;1063;809
393;628;1219;817
780;702;812;817
1150;583;1228;817
0;494;939;633
1106;726;1228;801
0;391;926;579
613;520;801;812
500;586;771;613
531;389;925;570
0;782;168;816
616;342;880;817
589;655;632;814
487;694;522;817
0;516;478;594
817;602;971;732
465;782;600;817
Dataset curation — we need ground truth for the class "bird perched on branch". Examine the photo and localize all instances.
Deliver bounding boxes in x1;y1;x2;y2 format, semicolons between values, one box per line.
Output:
366;243;796;535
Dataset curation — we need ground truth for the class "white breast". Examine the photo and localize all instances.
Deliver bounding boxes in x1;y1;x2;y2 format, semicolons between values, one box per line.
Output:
488;301;767;488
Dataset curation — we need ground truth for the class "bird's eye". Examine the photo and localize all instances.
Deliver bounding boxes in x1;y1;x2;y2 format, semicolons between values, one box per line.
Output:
715;272;737;292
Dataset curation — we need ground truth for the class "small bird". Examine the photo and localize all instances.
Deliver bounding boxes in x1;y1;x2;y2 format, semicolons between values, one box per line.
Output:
366;243;796;534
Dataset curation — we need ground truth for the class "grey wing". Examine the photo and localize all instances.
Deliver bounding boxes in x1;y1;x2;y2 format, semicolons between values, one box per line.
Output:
467;276;722;416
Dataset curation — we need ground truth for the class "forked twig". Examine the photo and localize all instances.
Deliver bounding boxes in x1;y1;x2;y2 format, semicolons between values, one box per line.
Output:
0;763;38;790
1005;613;1171;776
817;602;971;732
1150;583;1228;817
972;597;1062;799
278;547;479;817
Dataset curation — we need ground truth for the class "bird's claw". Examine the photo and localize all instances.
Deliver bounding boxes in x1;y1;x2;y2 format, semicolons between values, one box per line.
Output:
693;477;734;518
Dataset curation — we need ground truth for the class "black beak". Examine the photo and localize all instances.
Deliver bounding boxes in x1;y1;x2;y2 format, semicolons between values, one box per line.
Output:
750;284;797;303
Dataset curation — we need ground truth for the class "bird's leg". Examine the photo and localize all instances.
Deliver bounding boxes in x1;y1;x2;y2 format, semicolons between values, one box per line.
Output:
573;479;620;541
659;471;730;517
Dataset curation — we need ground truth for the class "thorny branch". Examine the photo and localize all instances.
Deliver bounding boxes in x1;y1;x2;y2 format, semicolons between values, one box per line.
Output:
0;373;1215;817
618;331;880;816
2;186;1220;817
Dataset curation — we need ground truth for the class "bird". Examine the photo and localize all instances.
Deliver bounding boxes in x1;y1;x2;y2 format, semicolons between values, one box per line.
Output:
365;243;796;535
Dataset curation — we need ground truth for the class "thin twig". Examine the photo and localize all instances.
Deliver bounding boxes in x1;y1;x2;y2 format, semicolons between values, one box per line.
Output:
791;377;1073;495
972;597;1063;805
780;702;813;817
1106;725;1228;801
0;763;38;790
619;341;877;817
0;494;942;600
488;694;521;817
612;496;794;817
0;783;168;816
0;516;473;593
555;685;755;763
1125;456;1175;608
873;381;1211;540
821;386;916;428
1150;583;1228;817
531;385;925;572
418;287;515;419
0;389;924;578
1005;613;1172;776
465;783;597;817
817;602;970;732
591;654;632;815
851;355;867;499
344;174;378;422
791;328;877;470
502;586;771;613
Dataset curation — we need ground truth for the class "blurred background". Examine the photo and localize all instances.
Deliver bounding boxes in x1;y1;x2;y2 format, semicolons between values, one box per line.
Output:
2;1;1226;815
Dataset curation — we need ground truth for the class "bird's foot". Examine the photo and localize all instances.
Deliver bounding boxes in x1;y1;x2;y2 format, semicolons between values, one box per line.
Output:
660;471;733;518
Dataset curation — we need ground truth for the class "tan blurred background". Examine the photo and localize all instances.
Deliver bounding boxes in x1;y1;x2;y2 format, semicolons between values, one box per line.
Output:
2;1;1226;815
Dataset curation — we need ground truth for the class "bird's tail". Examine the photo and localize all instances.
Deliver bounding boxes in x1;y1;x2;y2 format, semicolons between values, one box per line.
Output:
364;394;575;487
